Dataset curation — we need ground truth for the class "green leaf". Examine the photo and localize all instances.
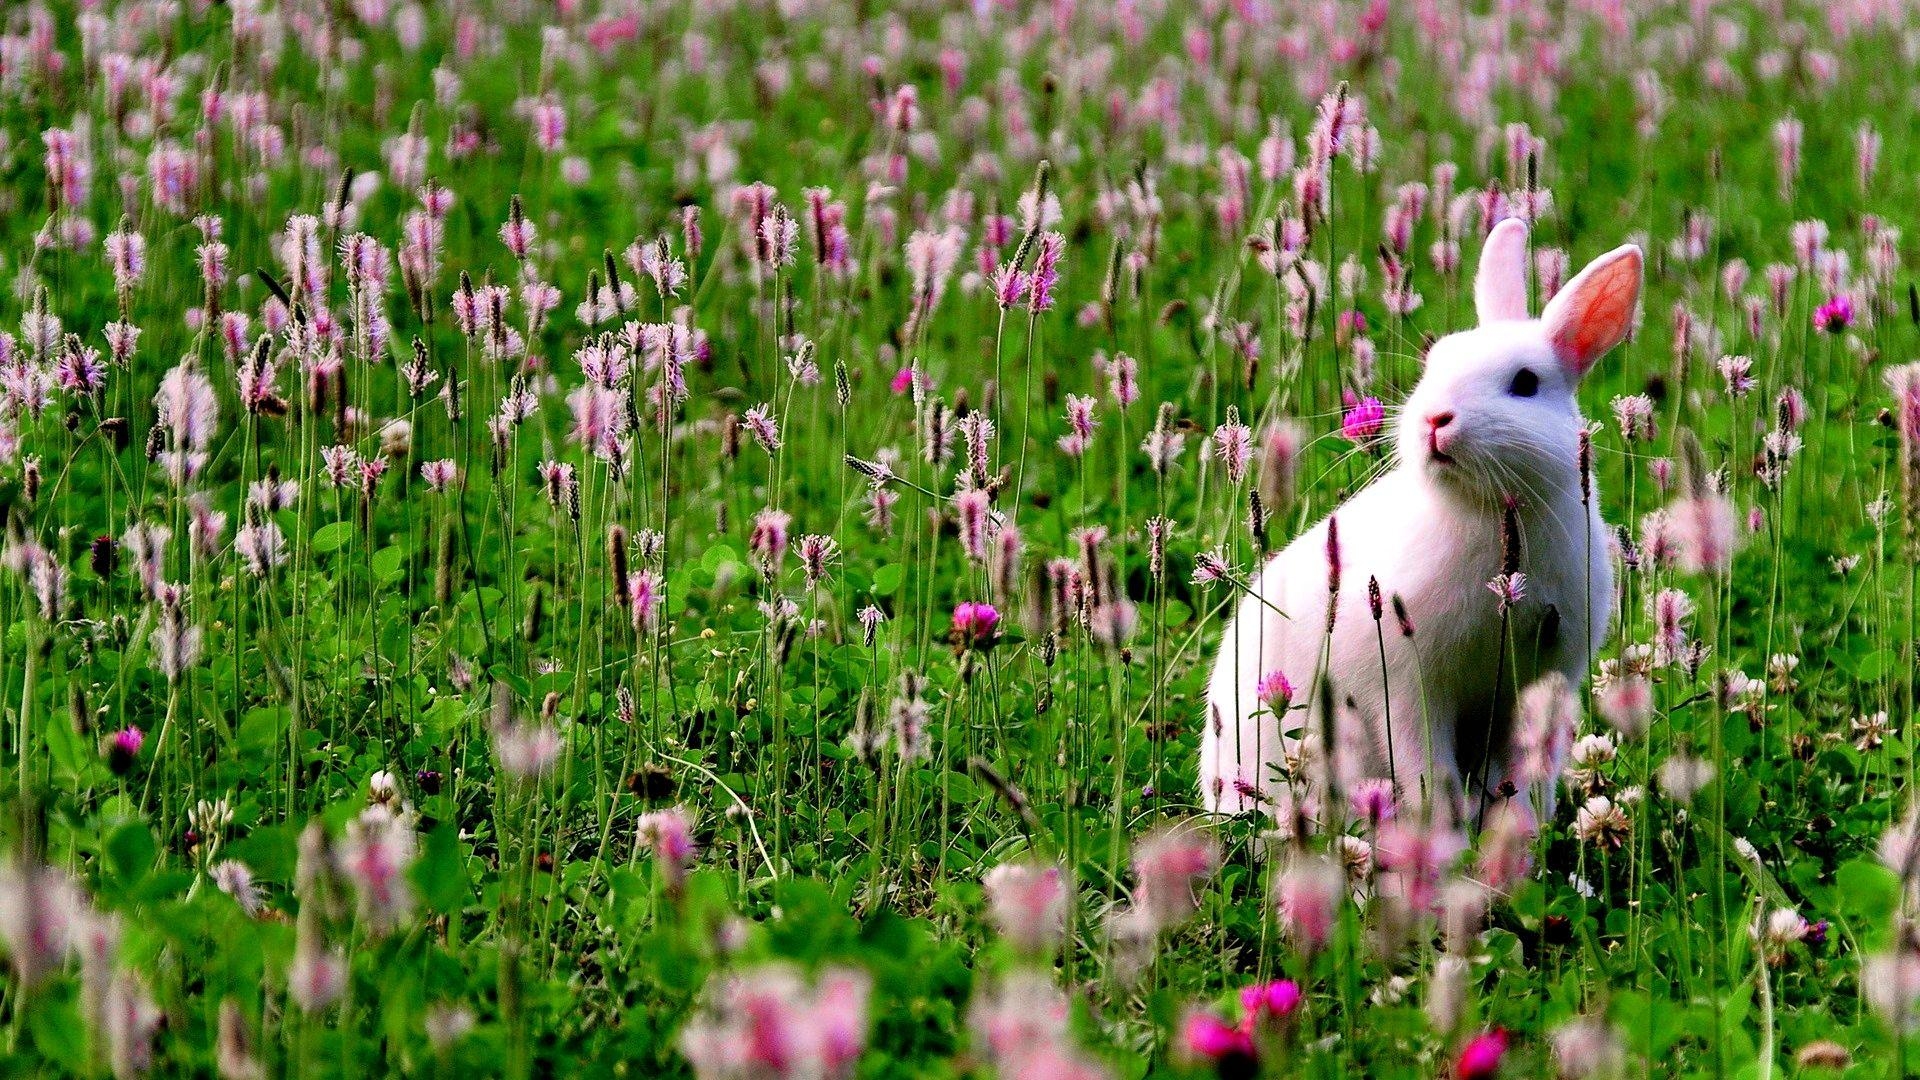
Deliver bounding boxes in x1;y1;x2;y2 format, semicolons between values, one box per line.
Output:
1856;648;1896;682
42;714;87;781
1163;599;1194;628
225;824;298;883
412;822;470;915
104;821;156;889
872;564;905;597
1834;858;1899;940
312;521;355;554
27;987;87;1068
371;544;408;584
237;707;288;758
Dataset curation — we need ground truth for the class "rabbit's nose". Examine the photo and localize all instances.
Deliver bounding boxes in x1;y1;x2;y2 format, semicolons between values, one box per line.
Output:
1426;411;1455;430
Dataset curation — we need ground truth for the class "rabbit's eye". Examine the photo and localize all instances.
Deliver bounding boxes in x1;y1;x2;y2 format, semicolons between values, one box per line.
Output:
1508;368;1540;397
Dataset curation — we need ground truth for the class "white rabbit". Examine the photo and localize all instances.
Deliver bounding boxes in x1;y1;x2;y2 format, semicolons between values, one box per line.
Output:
1200;218;1640;831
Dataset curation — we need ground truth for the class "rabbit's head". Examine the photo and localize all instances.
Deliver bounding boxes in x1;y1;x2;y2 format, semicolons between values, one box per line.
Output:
1396;218;1642;506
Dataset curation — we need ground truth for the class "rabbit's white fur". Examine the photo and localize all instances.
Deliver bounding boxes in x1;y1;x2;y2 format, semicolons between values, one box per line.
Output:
1200;219;1640;830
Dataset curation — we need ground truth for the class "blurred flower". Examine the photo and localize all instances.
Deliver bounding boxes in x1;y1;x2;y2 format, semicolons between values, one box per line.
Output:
1179;1010;1255;1073
217;998;262;1080
425;1004;476;1052
0;861;82;987
970;970;1110;1079
1349;779;1395;826
1655;755;1715;803
1127;825;1218;937
1427;953;1469;1034
103;974;161;1078
1476;802;1535;892
1273;855;1343;953
680;963;870;1080
287;932;346;1013
1551;1016;1624;1079
1455;1029;1508;1080
749;508;792;569
1239;979;1302;1031
1513;672;1578;789
637;808;697;894
982;861;1068;956
211;860;264;917
1376;819;1466;912
1795;1041;1851;1072
337;806;417;933
494;720;561;781
1668;491;1739;575
1865;947;1920;1034
1596;675;1653;738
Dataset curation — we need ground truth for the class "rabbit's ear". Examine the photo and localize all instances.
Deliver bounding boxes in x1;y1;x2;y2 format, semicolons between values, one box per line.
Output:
1542;244;1642;378
1474;217;1531;324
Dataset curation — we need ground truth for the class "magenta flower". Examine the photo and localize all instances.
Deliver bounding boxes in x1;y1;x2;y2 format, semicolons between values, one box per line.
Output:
890;367;915;395
104;726;144;775
1814;294;1854;334
1238;979;1302;1028
1181;1010;1255;1067
1340;394;1384;441
1348;778;1396;824
1455;1029;1509;1080
989;262;1029;309
1256;670;1293;714
951;601;1000;644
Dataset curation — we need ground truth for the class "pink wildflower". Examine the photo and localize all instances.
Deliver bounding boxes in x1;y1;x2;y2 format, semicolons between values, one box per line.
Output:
951;601;1000;645
1455;1029;1509;1080
982;861;1068;955
636;808;696;894
1340;394;1384;441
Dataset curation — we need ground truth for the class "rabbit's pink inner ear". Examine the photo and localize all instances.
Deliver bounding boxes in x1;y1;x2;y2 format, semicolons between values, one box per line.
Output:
1545;245;1643;378
1474;217;1531;324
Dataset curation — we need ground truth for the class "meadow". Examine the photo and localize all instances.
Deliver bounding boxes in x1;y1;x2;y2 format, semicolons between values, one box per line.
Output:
1;0;1918;1075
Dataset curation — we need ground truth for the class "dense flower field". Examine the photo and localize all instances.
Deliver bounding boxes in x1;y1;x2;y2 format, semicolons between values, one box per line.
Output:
2;0;1920;1075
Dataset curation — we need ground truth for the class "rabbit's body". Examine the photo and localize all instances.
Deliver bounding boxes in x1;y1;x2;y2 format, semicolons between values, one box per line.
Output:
1200;221;1640;828
1200;460;1611;824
